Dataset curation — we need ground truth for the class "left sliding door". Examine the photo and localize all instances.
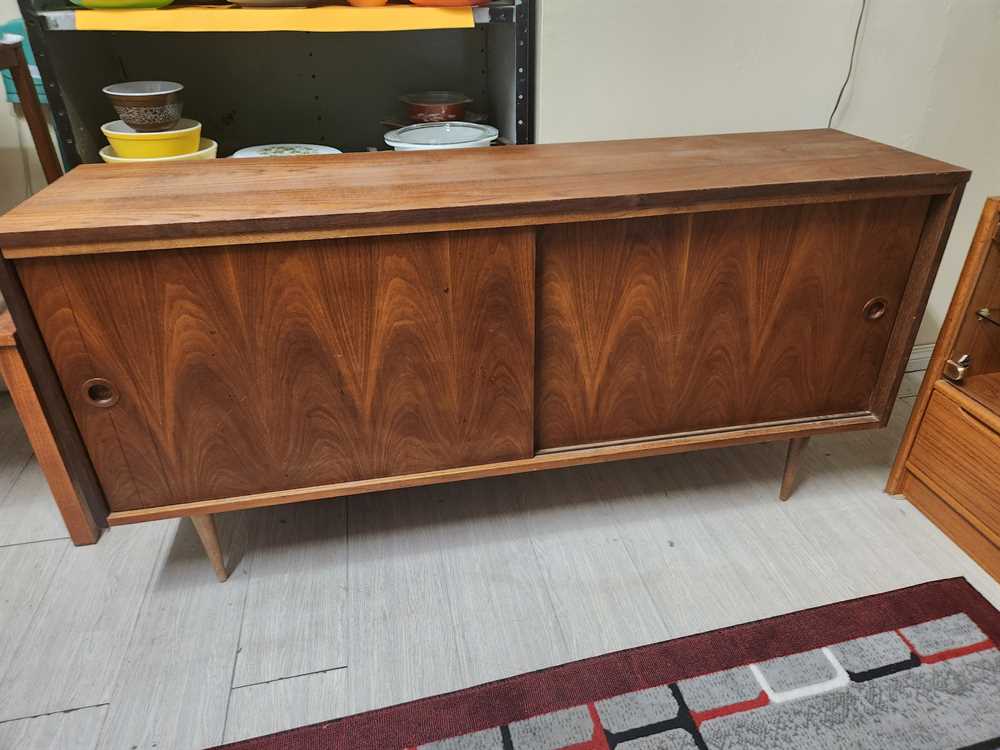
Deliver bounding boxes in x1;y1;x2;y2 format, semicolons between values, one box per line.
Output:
19;229;536;511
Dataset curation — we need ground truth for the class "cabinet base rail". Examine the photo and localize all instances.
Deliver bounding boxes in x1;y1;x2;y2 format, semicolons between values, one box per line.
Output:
109;411;870;528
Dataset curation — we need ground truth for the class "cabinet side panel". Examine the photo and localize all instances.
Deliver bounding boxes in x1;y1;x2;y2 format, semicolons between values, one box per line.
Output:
21;229;534;511
536;197;930;449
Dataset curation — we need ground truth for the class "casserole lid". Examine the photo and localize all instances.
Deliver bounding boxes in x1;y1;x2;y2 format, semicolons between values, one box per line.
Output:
385;122;498;148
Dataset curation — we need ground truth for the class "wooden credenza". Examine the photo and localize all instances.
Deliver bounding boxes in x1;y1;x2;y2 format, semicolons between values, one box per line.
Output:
0;130;969;579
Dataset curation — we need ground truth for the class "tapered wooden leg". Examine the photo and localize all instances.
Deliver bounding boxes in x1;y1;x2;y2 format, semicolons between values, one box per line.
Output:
190;514;228;582
779;437;811;501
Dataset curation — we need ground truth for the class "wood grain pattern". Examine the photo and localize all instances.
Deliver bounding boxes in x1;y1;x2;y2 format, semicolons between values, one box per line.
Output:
430;478;570;684
0;130;968;254
21;229;535;511
0;705;106;750
779;437;810;501
105;412;880;525
887;197;1000;493
868;186;965;423
225;669;349;745
191;514;228;582
0;336;101;545
0;254;110;527
901;469;1000;582
0;460;77;547
0;311;14;346
945;221;1000;376
0;38;62;186
908;385;1000;546
98;515;250;750
0;389;34;506
511;468;669;657
536;198;930;448
346;488;465;715
0;539;68;690
0;522;166;722
889;198;1000;583
233;501;347;688
957;372;1000;418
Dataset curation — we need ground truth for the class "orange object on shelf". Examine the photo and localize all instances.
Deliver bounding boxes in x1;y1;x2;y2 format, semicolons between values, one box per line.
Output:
409;0;488;6
72;5;476;33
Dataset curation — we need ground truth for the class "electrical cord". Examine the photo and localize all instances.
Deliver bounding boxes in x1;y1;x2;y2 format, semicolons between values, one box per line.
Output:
827;0;867;128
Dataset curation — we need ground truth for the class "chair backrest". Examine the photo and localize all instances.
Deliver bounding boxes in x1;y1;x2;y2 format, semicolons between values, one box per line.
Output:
0;34;62;184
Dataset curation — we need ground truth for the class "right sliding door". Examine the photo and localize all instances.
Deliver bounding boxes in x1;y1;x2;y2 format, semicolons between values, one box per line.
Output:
535;197;930;450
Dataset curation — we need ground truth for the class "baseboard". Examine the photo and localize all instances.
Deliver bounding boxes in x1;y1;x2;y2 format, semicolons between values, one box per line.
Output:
906;343;935;373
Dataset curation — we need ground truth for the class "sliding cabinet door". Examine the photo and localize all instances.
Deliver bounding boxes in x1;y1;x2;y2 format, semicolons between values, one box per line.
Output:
21;229;535;510
536;197;930;449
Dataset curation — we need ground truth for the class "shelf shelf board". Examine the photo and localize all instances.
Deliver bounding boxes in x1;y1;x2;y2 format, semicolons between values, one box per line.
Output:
39;2;512;32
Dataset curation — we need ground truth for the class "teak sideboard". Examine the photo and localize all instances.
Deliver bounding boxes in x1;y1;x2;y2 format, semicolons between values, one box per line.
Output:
0;130;969;581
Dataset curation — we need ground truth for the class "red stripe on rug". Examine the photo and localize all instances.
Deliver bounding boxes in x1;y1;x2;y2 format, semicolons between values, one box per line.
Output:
895;630;996;664
578;704;610;750
690;690;769;728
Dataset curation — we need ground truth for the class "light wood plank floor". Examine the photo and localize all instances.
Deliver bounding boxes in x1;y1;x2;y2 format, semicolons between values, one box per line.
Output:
0;387;997;749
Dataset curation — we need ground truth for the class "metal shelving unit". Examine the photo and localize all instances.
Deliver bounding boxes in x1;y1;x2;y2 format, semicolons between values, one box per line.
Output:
16;0;534;167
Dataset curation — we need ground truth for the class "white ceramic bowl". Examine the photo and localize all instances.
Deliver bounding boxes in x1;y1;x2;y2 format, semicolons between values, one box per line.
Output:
99;137;218;163
384;122;498;151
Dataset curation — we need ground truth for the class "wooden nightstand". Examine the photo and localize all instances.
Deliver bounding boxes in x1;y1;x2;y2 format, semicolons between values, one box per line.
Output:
889;197;1000;580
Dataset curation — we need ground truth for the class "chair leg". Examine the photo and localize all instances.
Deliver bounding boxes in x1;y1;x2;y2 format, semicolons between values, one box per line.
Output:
779;437;811;501
0;345;100;545
190;514;229;582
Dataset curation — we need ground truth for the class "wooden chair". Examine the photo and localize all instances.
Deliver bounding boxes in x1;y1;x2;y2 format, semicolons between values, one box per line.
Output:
0;33;62;184
1;311;100;544
0;37;97;543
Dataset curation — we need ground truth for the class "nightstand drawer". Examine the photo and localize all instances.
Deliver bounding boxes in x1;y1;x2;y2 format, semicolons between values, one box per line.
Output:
908;386;1000;544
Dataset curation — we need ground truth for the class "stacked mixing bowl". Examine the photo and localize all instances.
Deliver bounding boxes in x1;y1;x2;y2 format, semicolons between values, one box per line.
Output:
99;81;217;163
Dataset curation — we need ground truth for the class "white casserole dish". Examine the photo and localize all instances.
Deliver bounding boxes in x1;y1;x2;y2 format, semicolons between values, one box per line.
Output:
384;122;498;151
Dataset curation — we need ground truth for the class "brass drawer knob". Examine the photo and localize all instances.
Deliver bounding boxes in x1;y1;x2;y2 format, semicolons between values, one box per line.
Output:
863;297;888;321
82;378;119;408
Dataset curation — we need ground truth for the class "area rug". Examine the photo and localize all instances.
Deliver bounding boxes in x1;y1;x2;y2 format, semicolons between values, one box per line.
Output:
218;578;1000;750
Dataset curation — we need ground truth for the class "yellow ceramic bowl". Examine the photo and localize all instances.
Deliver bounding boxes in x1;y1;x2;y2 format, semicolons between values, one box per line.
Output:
99;138;218;164
101;118;201;159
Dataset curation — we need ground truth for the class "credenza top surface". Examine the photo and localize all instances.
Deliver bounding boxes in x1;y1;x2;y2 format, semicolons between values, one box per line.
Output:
0;129;969;254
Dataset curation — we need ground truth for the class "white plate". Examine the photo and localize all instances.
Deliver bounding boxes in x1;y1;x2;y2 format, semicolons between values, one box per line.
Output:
384;122;498;151
232;144;343;158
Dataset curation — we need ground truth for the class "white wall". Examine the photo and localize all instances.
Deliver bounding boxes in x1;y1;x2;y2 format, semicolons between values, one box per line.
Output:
536;0;1000;346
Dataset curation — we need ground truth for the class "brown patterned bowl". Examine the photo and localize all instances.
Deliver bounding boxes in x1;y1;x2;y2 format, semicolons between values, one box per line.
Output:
102;81;184;132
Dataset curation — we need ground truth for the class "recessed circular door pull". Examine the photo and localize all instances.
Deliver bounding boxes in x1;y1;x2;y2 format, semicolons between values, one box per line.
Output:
863;297;888;321
82;378;119;408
